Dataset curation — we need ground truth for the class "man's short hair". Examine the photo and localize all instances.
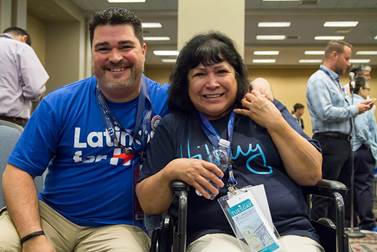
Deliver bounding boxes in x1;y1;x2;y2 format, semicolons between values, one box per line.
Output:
324;40;352;58
88;7;143;45
3;26;31;45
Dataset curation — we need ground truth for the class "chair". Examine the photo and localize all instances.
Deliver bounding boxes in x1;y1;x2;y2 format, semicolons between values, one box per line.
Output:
0;119;23;206
0;120;45;207
150;179;349;252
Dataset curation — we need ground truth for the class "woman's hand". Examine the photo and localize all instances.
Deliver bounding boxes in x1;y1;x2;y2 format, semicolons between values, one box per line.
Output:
234;90;284;131
165;158;225;199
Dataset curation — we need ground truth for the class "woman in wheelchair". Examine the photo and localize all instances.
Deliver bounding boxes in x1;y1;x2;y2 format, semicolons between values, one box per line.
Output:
136;32;324;252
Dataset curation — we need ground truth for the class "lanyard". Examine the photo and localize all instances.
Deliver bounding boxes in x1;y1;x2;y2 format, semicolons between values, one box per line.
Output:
320;67;344;93
96;78;152;164
199;111;237;186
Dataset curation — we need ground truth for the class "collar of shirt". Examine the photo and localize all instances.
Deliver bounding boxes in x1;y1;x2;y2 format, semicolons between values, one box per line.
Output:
320;65;340;83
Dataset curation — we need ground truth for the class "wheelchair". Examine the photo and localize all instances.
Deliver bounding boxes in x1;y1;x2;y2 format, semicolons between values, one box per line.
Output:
150;179;350;252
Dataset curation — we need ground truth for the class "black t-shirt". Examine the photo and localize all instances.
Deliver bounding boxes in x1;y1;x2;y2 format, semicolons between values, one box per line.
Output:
141;100;320;243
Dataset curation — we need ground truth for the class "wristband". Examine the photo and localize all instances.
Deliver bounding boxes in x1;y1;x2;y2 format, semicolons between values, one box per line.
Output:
20;230;45;245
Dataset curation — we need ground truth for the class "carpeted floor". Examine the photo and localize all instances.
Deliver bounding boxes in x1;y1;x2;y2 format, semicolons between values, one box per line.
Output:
349;231;377;252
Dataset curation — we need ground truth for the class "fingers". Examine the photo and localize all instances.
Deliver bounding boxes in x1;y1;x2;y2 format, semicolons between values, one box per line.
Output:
180;159;225;200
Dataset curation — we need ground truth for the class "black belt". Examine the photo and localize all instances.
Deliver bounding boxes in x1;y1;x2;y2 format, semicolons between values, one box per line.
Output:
0;115;27;126
314;132;351;142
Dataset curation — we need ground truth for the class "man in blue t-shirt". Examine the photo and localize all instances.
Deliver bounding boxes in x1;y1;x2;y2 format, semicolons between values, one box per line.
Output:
0;8;168;251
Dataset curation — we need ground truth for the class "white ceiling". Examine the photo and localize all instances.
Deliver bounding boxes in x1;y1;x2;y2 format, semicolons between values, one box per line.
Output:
28;0;377;67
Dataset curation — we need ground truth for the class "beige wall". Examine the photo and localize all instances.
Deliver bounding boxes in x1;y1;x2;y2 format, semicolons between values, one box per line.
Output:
27;14;46;65
45;21;81;92
145;67;377;136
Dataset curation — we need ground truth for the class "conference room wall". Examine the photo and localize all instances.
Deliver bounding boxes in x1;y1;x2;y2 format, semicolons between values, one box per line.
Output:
145;66;377;136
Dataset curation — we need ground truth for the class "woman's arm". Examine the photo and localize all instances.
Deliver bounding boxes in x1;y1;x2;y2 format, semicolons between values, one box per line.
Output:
136;158;224;215
234;91;322;186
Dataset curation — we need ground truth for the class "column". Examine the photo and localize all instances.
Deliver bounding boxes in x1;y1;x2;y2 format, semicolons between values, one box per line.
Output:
178;0;245;57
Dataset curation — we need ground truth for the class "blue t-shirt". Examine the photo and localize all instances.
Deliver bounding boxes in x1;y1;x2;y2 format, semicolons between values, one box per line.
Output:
141;100;320;243
8;75;169;227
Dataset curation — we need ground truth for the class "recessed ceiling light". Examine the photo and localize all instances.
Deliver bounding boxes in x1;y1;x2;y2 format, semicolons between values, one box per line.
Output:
142;23;162;28
299;59;322;63
252;59;276;63
349;59;370;64
356;51;377;55
143;36;170;41
314;36;344;40
262;0;300;2
254;51;280;55
256;35;286;40
305;51;325;55
258;22;291;28
153;50;179;56
324;21;358;27
161;59;176;63
107;0;145;2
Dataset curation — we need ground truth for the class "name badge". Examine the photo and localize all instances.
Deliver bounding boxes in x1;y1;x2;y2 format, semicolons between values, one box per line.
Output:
218;186;282;252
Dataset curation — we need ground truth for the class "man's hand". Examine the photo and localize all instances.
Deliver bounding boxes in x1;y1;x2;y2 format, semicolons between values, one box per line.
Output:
22;235;56;252
357;98;376;114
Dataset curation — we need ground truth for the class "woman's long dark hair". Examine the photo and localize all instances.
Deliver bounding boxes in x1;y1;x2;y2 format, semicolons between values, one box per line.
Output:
168;32;249;114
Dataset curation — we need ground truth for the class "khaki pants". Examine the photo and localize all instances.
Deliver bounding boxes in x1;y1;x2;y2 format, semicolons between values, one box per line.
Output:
187;233;324;252
0;201;150;252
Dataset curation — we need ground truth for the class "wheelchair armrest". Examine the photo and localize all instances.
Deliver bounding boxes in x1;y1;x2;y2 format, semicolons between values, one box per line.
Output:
303;179;347;198
170;181;189;252
304;179;348;252
171;181;190;193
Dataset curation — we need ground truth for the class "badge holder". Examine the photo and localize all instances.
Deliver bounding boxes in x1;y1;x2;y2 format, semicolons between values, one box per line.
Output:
218;186;282;252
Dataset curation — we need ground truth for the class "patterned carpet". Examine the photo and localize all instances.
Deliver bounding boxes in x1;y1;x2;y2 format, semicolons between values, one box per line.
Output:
349;231;377;252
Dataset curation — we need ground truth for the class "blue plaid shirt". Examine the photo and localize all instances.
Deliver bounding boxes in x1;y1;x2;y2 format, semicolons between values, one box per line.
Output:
351;94;377;165
306;65;358;134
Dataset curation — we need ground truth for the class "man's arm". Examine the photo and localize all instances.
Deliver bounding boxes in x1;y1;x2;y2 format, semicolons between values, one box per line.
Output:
19;45;49;101
2;164;54;251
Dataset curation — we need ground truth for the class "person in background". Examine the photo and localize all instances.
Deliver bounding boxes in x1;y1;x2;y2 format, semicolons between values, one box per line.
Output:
250;77;274;101
306;40;374;225
137;32;323;252
0;8;168;251
292;103;305;130
351;76;377;232
0;26;48;126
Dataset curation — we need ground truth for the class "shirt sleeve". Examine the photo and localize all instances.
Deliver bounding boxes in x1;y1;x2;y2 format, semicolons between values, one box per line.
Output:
140;114;177;181
19;45;49;101
7;98;60;177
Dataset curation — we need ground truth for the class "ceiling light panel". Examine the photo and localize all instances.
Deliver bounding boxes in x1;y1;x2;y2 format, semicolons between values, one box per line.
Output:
252;59;276;63
314;36;344;40
256;35;286;40
356;51;377;55
262;0;301;2
254;51;280;55
258;22;291;27
349;59;370;64
143;36;170;41
108;0;145;3
153;50;179;56
142;23;162;28
299;59;322;63
323;21;358;27
305;51;324;55
162;59;176;63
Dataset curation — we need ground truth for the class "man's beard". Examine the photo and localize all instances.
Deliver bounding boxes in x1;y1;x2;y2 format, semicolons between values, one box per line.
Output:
101;64;143;91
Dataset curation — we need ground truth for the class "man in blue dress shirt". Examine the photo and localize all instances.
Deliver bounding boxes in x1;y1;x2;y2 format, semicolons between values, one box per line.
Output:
306;40;374;224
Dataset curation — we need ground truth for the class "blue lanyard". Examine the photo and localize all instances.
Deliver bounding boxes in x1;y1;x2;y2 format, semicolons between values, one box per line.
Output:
198;111;237;186
96;78;152;161
320;67;344;91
